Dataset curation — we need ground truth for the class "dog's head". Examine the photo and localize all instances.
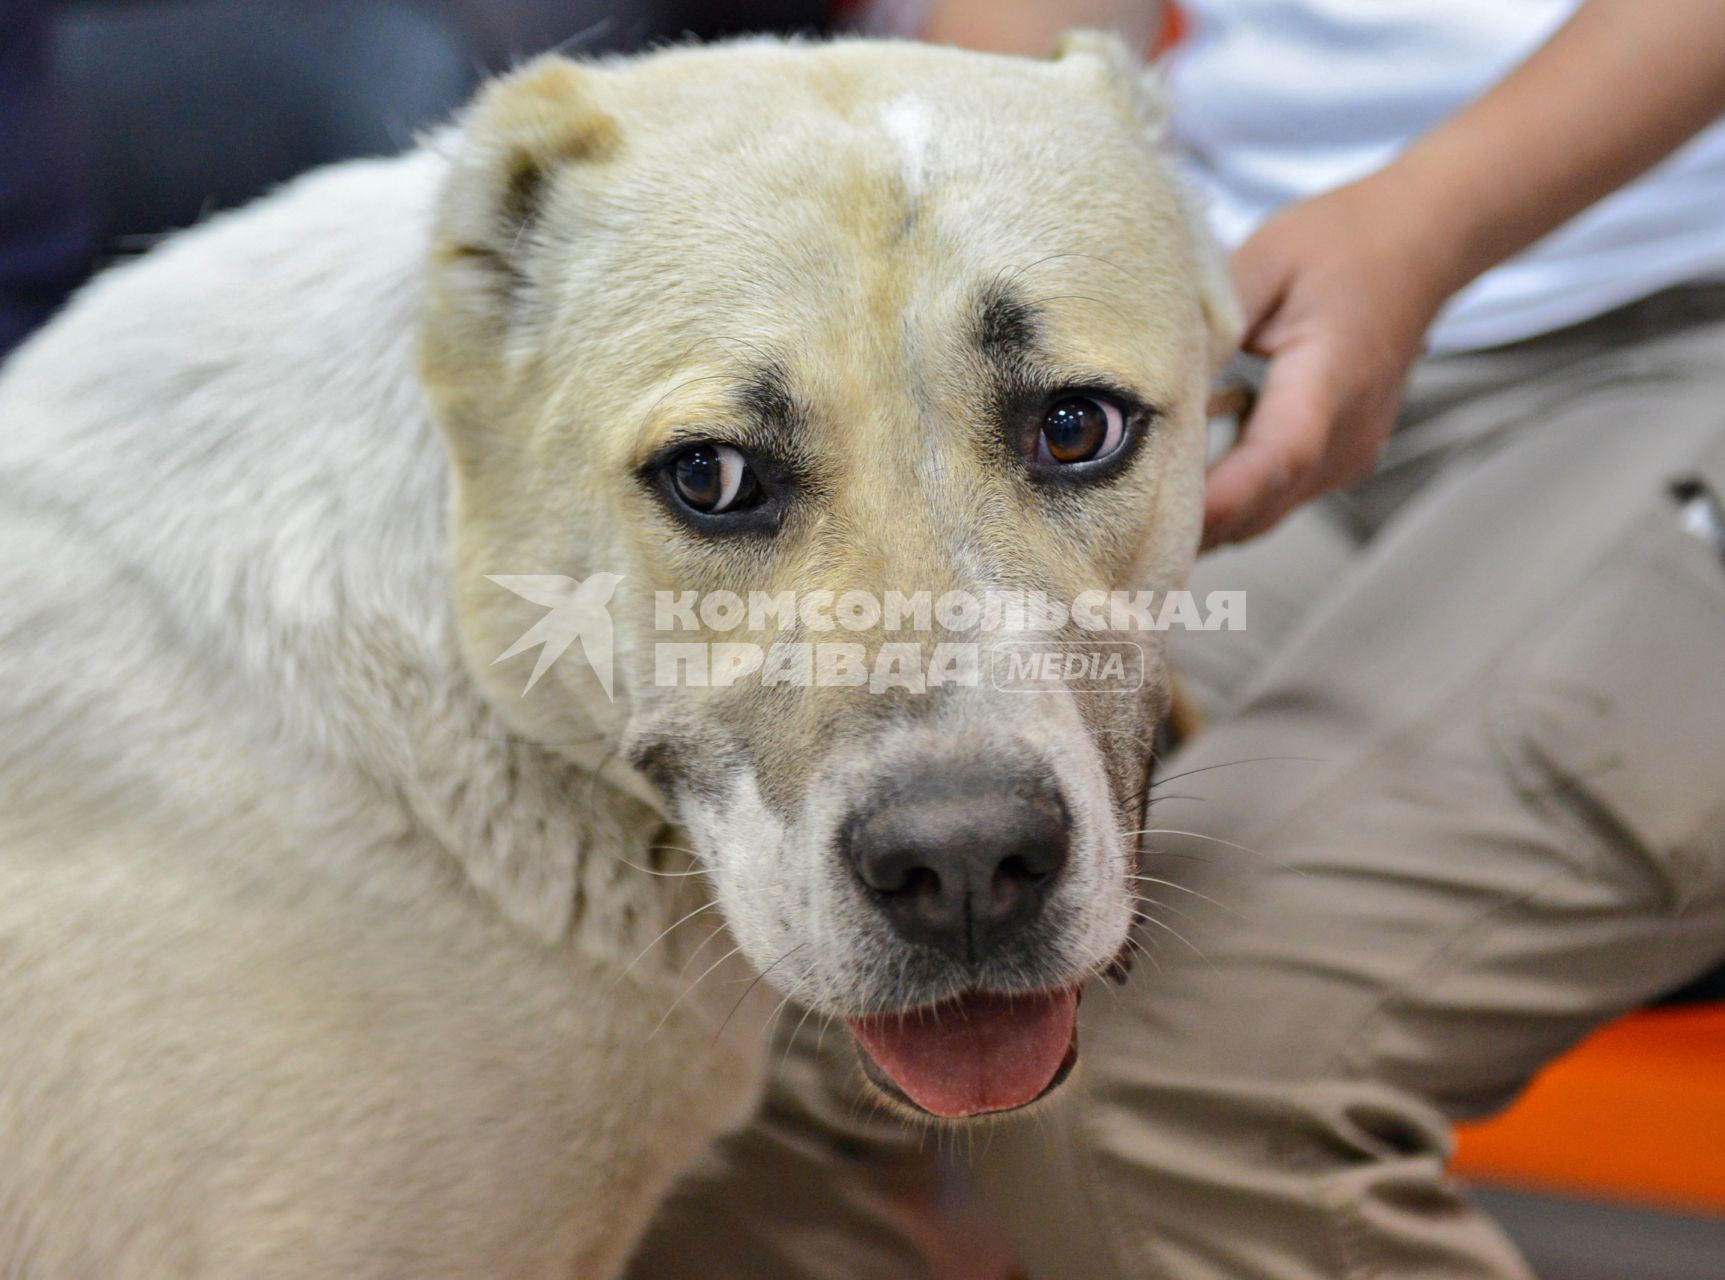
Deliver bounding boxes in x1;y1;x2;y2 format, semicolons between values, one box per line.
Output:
423;35;1238;1118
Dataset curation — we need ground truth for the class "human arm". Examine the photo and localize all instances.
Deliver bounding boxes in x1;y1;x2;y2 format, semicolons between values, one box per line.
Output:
1202;0;1725;543
919;0;1159;58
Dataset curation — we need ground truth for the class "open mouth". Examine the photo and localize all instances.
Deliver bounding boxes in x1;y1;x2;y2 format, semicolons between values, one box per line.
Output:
846;986;1081;1119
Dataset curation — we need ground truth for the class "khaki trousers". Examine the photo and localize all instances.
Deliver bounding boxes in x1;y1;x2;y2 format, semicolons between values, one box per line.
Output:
628;287;1725;1279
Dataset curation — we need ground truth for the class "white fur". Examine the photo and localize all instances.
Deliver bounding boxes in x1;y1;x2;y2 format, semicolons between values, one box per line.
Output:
880;92;935;195
0;150;769;1279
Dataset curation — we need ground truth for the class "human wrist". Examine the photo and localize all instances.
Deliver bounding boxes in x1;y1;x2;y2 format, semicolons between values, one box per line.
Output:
1375;127;1545;306
1347;156;1492;321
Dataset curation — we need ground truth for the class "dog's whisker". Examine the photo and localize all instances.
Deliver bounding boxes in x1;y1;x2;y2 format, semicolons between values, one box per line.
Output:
779;1001;821;1074
611;900;722;988
760;990;801;1055
1127;826;1266;856
712;943;809;1047
614;857;713;879
1121;933;1157;965
676;918;729;978
1132;911;1216;969
1021;292;1136;332
1149;754;1327;791
1126;874;1242;916
1009;248;1150;291
1132;827;1311;876
1132;942;1169;977
1129;892;1200;924
647;944;744;1043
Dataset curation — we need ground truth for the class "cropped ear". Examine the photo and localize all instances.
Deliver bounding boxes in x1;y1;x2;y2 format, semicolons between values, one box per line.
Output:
1052;29;1242;371
1051;29;1169;140
423;56;620;399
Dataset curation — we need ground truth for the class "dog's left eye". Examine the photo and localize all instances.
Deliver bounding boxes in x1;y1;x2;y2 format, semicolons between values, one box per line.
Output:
1037;395;1126;465
669;443;762;514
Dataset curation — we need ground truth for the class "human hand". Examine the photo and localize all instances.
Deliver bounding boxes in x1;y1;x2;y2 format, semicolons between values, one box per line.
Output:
1202;172;1461;548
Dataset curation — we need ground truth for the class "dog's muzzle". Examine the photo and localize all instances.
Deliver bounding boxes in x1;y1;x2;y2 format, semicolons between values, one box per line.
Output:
839;761;1081;1118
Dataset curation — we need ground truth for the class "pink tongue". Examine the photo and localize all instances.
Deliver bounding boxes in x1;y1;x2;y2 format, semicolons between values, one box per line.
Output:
847;988;1078;1118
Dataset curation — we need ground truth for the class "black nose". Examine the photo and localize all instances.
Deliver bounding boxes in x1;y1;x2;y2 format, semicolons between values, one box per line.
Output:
843;766;1070;962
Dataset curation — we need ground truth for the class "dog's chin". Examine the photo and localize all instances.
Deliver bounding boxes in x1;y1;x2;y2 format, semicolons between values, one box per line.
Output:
845;986;1083;1121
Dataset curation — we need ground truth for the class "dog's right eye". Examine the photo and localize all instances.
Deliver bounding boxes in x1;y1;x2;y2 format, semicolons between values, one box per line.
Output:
668;443;762;515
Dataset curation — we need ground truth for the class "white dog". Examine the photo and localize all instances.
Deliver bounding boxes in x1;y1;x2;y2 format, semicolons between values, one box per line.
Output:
0;34;1234;1278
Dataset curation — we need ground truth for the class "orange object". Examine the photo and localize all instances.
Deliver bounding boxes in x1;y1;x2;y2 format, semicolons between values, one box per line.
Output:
1453;1006;1725;1214
1151;3;1189;59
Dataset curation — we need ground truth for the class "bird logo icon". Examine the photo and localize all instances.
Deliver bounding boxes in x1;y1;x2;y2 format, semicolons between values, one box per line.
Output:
486;573;624;700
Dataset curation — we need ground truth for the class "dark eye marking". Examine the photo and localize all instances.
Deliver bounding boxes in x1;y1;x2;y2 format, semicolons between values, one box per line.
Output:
738;364;797;429
974;284;1038;359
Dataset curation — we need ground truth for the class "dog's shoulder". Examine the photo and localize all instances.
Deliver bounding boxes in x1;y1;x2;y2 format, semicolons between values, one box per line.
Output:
0;143;660;945
0;151;442;813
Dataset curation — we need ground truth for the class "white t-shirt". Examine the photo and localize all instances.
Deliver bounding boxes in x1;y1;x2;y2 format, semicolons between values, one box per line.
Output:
1167;0;1725;352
